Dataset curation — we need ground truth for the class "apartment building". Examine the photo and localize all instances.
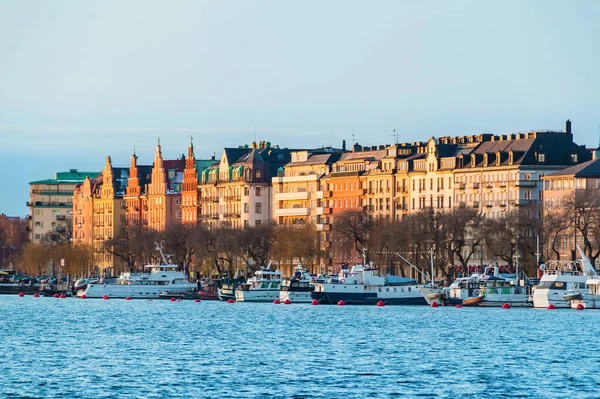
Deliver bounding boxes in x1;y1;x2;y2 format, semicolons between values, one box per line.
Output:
199;141;291;229
28;169;99;243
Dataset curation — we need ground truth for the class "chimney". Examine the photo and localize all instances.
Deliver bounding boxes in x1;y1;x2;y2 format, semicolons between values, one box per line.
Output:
211;152;216;160
342;140;346;151
565;119;572;134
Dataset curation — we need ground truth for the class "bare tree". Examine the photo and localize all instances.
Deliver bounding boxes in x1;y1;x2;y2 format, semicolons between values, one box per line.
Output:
543;205;571;260
332;210;372;261
567;188;600;265
439;208;484;274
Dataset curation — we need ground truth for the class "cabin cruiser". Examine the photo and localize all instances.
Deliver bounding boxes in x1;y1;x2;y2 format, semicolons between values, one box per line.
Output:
279;265;314;303
563;274;600;309
532;246;596;308
477;276;533;307
78;244;196;299
235;265;283;302
311;261;425;305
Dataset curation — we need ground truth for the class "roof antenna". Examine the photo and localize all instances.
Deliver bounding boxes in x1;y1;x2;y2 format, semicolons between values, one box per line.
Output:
352;129;356;146
253;126;257;144
390;125;398;144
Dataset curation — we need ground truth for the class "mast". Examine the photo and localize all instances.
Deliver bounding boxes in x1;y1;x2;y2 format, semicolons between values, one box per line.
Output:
431;246;435;287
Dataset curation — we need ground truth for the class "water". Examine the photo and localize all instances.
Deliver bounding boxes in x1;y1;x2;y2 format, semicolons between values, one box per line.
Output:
1;296;599;398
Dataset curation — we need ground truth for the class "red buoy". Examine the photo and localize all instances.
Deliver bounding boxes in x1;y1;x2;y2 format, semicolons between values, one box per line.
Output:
547;304;556;310
125;297;132;301
283;299;292;305
81;294;87;299
431;302;439;308
311;299;319;305
194;299;200;303
576;303;585;310
502;303;511;309
18;292;24;297
377;300;385;307
337;300;345;306
102;295;109;300
59;293;66;299
170;297;176;302
53;293;59;298
273;299;281;304
227;299;235;303
455;304;462;309
176;299;182;302
33;292;40;298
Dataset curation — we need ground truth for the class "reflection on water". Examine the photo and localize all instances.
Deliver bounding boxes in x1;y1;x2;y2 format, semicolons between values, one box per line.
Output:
0;296;598;398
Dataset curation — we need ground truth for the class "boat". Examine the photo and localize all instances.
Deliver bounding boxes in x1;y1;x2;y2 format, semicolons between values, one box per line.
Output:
78;243;196;299
218;277;243;301
462;296;483;306
279;265;314;303
477;276;533;307
235;265;283;302
198;280;219;300
532;246;596;308
311;258;426;305
565;274;600;309
158;291;202;300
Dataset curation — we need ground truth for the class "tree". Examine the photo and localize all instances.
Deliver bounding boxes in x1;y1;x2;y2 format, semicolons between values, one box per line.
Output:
105;220;157;272
164;223;203;277
332;210;372;261
439;208;484;274
237;224;276;271
567;188;600;265
543;205;571;260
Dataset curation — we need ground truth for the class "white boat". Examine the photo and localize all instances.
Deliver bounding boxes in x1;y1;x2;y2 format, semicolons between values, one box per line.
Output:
279;265;314;303
311;261;425;305
478;277;532;307
235;265;282;302
567;274;600;309
532;246;596;308
78;244;196;299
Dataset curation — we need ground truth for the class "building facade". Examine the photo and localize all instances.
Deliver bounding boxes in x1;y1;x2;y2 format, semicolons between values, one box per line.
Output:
28;169;99;243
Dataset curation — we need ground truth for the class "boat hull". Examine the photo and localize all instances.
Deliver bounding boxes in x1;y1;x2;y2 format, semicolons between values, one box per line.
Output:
279;290;313;303
0;284;39;295
311;291;426;305
80;283;196;299
235;289;280;302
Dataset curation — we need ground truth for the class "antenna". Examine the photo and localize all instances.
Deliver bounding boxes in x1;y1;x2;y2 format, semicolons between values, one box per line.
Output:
253;126;257;144
390;126;398;144
352;130;356;146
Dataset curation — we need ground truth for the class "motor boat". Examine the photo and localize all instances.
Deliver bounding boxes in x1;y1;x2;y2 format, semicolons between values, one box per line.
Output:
235;264;282;302
279;265;314;303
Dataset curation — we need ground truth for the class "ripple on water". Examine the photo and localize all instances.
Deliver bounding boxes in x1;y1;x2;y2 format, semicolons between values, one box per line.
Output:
1;296;600;398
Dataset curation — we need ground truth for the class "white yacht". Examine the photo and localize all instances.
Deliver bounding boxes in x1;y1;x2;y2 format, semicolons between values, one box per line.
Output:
78;244;196;299
235;265;283;302
311;261;425;305
532;247;597;308
279;265;314;303
566;274;600;309
478;277;532;307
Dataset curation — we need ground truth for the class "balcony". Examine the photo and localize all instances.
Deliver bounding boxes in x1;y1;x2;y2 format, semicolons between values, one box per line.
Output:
272;174;319;184
223;195;241;201
514;180;537;187
316;223;331;231
514;199;538;206
199;197;219;203
316;207;332;215
274;192;310;201
223;212;241;218
274;207;310;217
458;183;466;191
473;201;480;208
316;191;332;199
56;215;66;220
472;183;480;190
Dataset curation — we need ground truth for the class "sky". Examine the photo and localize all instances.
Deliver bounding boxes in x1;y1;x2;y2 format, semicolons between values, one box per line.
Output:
1;0;599;216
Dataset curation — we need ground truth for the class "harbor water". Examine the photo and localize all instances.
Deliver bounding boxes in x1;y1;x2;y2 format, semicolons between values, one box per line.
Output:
1;296;599;398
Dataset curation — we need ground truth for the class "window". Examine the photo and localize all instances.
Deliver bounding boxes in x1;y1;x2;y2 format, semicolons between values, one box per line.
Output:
176;197;181;205
35;209;42;216
256;187;262;196
255;220;261;226
255;203;262;214
168;169;175;179
256;170;262;179
175;210;182;218
244;187;250;196
34;234;41;240
537;153;546;163
244;203;249;213
244;220;249;228
571;153;578;163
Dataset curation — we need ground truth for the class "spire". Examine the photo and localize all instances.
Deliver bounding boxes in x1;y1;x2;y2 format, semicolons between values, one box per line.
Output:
188;135;195;158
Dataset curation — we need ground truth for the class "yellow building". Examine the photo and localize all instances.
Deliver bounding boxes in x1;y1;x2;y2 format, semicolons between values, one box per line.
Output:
92;156;129;275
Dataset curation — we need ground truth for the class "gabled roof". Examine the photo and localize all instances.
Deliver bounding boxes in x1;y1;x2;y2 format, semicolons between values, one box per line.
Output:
546;157;600;178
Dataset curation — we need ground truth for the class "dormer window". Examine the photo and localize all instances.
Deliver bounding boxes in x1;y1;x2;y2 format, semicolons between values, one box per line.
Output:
537;153;546;163
571;153;578;163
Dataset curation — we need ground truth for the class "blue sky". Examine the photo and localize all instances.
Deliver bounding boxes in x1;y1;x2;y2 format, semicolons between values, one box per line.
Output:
1;0;599;216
